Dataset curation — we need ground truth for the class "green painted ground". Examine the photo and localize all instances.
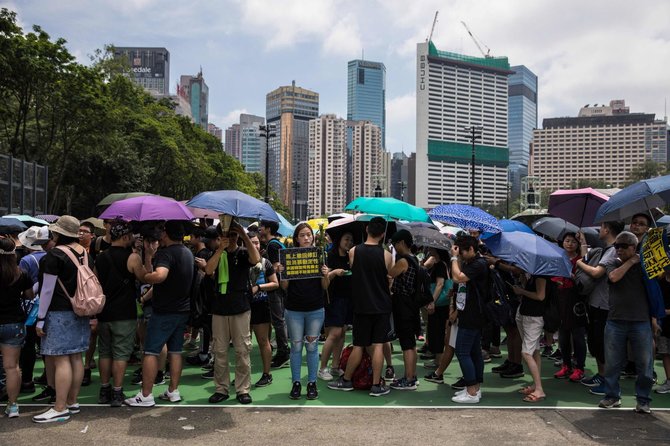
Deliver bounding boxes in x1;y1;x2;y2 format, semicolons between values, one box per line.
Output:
18;337;670;409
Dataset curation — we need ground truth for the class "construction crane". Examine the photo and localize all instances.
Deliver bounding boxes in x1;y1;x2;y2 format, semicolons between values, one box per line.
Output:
460;21;492;58
427;11;438;42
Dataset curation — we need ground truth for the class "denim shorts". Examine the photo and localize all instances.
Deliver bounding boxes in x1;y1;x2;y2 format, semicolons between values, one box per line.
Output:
0;323;26;348
144;312;189;355
40;311;90;356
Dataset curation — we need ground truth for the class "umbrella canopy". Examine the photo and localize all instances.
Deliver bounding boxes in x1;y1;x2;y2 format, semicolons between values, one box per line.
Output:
481;219;534;240
97;192;153;207
325;214;398;246
327;212;351;223
531;216;603;248
99;196;194;221
548;188;609;227
35;214;60;223
0;217;28;234
428;204;501;234
186;190;280;222
3;214;49;226
485;231;574;277
306;218;329;230
180;201;220;219
276;213;295;237
344;197;431;223
397;222;451;250
594;174;670;224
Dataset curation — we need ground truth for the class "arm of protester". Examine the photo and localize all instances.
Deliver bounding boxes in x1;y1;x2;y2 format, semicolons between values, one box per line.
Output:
388;257;408;278
512;277;546;302
321;265;330;289
128;252;151;282
575;259;607;279
205;237;229;276
35;273;57;335
608;255;640;283
234;222;261;265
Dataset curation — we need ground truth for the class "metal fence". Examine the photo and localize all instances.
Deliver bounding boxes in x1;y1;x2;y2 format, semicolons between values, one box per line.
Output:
0;154;48;215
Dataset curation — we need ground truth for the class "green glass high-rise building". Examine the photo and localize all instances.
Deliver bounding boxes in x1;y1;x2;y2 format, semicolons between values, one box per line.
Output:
347;60;386;148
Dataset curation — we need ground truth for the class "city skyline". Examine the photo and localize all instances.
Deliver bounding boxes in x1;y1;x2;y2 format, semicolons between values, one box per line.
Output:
6;0;669;156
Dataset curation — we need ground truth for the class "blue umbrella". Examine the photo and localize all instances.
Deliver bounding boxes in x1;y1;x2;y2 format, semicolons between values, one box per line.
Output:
428;204;502;234
594;174;670;224
485;231;573;277
187;190;280;222
0;217;28;234
481;219;534;240
276;213;295;237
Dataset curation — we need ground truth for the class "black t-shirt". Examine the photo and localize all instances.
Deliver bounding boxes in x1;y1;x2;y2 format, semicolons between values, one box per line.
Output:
210;247;255;316
658;278;670;337
391;254;418;320
41;246;93;312
0;271;32;324
519;276;547;317
265;238;285;264
152;244;194;314
351;243;391;315
326;251;352;301
430;260;448;283
95;246;137;322
456;256;488;329
286;277;325;312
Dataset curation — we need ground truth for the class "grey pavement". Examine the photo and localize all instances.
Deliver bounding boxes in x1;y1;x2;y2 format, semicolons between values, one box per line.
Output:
2;406;670;445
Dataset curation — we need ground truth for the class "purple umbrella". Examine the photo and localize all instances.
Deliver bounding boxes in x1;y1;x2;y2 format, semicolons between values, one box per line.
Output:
548;188;609;227
99;196;194;221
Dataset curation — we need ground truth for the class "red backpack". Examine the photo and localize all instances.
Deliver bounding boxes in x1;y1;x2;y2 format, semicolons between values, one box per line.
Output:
56;246;106;317
339;345;373;390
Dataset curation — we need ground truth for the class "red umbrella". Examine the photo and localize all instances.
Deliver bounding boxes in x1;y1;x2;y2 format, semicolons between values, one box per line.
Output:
548;188;609;227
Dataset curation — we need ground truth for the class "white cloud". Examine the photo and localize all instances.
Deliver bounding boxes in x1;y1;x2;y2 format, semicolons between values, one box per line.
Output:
215;109;249;131
386;93;416;152
322;16;362;57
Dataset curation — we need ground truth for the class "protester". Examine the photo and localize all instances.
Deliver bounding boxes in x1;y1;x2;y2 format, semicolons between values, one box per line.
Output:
80;221;99;387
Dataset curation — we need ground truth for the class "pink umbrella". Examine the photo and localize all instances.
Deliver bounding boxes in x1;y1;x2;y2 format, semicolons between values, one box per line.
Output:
179;201;220;219
548;188;609;227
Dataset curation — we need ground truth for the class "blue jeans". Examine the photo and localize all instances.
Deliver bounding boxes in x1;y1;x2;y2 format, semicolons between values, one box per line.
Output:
454;327;484;387
285;308;324;383
603;320;654;404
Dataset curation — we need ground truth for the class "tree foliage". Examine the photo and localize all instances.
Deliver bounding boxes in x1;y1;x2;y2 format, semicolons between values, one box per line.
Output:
0;9;287;218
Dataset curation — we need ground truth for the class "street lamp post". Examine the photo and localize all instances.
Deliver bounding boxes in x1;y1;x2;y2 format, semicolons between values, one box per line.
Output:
466;126;482;206
258;124;276;203
397;181;407;202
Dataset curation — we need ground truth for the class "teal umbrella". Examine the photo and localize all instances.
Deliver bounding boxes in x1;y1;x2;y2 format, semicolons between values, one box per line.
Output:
344;197;431;223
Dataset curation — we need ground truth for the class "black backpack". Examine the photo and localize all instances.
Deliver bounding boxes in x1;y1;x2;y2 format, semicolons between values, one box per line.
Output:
188;264;207;327
484;268;515;327
542;279;560;332
408;257;434;308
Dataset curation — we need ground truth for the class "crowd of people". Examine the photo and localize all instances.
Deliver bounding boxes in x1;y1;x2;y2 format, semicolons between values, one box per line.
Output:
0;211;669;422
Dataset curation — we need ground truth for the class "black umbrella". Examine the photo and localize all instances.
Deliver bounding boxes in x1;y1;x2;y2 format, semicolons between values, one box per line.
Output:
531;217;604;248
397;222;452;250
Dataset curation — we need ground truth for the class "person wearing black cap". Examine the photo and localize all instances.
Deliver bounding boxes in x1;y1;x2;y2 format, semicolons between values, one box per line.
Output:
387;229;421;390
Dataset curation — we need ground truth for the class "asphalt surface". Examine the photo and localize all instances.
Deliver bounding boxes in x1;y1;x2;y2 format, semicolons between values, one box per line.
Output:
2;406;670;445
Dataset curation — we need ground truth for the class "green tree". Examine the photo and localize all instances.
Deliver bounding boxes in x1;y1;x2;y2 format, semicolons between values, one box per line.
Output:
625;160;669;186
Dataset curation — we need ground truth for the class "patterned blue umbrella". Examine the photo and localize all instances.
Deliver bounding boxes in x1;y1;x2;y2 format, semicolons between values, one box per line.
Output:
428;204;501;234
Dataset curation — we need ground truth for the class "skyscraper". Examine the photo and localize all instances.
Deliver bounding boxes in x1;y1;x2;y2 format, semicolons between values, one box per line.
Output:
113;47;170;96
266;81;319;220
179;71;209;128
508;65;538;201
415;41;512;208
308;115;347;216
347;60;386;147
349;120;383;199
224;124;241;160
207;123;223;141
240;114;265;173
225;114;264;164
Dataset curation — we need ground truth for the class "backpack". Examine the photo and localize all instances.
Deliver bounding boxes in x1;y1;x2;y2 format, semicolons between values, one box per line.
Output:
484;268;515;327
542;279;560;332
188;263;207;327
574;246;612;296
408;256;434;308
56;246;106;317
339;345;373;390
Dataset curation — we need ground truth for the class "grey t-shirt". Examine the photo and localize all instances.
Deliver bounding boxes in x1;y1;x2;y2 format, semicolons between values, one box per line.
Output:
603;258;649;322
589;246;616;310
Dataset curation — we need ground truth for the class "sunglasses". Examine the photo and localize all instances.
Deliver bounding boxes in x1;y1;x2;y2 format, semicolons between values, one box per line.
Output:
614;243;633;250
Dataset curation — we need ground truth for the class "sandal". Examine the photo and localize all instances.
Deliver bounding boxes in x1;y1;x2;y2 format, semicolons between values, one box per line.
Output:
518;386;535;395
522;393;546;403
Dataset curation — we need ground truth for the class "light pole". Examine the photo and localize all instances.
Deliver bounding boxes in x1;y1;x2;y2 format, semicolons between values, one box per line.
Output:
397;181;407;202
258;124;276;203
465;126;482;206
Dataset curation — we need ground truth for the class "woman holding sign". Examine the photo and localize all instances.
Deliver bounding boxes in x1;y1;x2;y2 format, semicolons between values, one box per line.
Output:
279;223;329;400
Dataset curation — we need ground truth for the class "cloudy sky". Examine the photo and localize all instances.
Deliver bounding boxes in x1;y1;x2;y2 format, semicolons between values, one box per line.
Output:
5;0;670;153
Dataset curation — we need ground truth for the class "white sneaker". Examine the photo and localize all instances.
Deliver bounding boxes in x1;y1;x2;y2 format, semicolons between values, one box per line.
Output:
67;403;80;414
656;380;670;394
158;388;182;403
455;388;482;399
32;407;71;423
452;391;481;404
124;391;156;407
318;367;333;381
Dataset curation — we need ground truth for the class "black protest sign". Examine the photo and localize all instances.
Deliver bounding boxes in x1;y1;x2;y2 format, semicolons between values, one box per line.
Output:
279;247;322;280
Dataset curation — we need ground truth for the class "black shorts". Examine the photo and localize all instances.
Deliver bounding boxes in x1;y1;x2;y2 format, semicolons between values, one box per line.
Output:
393;312;421;351
325;296;353;328
250;300;271;325
352;313;392;347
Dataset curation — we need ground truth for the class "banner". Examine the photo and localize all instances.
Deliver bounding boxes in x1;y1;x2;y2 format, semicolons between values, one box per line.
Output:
279;247;322;280
641;227;670;279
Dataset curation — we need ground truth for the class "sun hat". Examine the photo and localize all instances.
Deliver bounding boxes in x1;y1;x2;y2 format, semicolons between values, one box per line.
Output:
48;215;80;239
18;226;49;251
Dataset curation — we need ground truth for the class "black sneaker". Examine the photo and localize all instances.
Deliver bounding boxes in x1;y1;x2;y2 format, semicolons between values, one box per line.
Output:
255;373;273;388
540;345;553;357
186;353;210;367
209;392;229;403
369;383;390;397
384;365;395;380
154;371;166;385
548;348;562;361
81;368;92;387
34;373;47;386
289;381;302;399
327;377;354;391
20;381;36;394
131;373;143;385
111;388;125;407
98;386;112;404
419;351;435;360
32;386;56;402
424;372;444;384
500;363;525;379
418;344;429;354
492;359;512;373
450;377;466;390
271;355;290;369
236;393;252;405
306;382;318;400
201;369;214;379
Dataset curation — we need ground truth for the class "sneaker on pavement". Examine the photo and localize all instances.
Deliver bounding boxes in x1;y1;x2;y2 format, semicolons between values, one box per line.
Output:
598;397;621;409
124;391;156;407
330;367;344;378
201;369;214;379
455;388;482;399
500;364;525;379
289;381;302;400
32;407;70;423
655;379;670;394
424;372;444;384
554;365;572;379
317;367;333;381
5;403;19;418
111;388;126;407
154;371;166;385
635;401;651;414
452;391;480;404
492;359;512;373
548;348;562;361
390;377;417;391
384;365;395;380
81;368;92;387
540;345;553;357
423;359;438;369
581;374;603;387
419;351;435;360
158;388;182;403
589;382;607;396
369;383;390;397
255;373;273;387
327;377;354;391
98;386;112;404
67;403;80;414
270;355;290;369
186;353;210;366
32;386;56;403
306;382;318;400
488;346;502;358
569;368;585;382
450;377;467;390
481;350;491;363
